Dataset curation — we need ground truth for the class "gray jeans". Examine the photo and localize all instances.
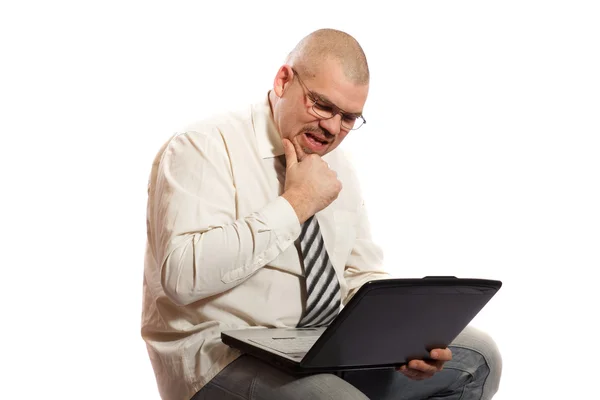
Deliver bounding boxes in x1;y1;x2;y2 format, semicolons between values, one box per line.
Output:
192;326;502;400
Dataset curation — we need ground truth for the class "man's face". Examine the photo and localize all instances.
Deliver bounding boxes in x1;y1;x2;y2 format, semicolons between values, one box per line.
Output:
273;60;369;161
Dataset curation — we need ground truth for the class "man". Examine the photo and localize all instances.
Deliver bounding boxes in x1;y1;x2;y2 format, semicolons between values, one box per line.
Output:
142;28;502;400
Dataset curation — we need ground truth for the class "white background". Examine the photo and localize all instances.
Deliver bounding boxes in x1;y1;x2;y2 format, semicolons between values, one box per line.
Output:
1;1;598;399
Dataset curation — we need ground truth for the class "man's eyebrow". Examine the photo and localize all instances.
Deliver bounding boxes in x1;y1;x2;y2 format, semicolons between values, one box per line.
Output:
310;90;364;117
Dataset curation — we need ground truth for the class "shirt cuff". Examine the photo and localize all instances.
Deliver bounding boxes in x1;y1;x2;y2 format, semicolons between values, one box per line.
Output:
259;196;302;247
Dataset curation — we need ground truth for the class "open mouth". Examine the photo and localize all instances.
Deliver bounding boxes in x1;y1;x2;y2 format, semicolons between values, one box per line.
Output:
304;132;328;148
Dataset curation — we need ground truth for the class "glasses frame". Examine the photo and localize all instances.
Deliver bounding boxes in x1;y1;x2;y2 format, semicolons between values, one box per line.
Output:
291;67;366;131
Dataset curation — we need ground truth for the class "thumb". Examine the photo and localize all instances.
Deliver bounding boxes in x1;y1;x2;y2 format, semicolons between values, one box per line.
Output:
282;139;298;168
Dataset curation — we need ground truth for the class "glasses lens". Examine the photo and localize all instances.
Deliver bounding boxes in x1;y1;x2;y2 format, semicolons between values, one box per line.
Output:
311;102;364;130
312;103;334;119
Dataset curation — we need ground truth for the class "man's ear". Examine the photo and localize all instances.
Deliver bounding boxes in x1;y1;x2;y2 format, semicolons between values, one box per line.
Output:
273;65;294;97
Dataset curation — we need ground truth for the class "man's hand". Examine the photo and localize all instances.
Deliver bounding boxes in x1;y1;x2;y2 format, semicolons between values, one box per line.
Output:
281;138;342;224
396;348;452;380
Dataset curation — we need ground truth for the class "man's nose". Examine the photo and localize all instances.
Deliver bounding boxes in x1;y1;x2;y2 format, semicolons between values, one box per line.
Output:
319;114;343;136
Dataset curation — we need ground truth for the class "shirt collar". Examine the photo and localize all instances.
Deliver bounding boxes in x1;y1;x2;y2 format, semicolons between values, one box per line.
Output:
252;91;284;159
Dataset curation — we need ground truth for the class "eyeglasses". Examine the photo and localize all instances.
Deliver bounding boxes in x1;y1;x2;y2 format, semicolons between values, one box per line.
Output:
291;68;366;131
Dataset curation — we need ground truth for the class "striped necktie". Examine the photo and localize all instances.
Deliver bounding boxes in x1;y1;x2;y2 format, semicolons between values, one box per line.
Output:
296;215;341;327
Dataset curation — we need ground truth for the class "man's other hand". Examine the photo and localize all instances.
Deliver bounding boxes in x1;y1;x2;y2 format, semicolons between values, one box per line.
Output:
396;348;452;380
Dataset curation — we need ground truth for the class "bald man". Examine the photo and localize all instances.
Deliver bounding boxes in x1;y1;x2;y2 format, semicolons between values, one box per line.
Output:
141;29;502;400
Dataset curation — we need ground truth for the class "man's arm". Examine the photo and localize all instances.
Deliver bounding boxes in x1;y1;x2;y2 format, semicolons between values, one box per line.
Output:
148;132;300;306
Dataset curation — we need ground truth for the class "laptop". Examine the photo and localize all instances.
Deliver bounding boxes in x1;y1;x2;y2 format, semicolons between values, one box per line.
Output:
221;276;502;374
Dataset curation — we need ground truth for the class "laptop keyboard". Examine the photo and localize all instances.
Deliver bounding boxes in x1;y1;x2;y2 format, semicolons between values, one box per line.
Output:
250;336;319;354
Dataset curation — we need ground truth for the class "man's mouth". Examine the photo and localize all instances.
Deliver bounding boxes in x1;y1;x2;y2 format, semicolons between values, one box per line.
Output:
305;132;328;145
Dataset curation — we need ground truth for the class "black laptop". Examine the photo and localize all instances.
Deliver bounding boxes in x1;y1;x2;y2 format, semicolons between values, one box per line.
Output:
221;276;501;374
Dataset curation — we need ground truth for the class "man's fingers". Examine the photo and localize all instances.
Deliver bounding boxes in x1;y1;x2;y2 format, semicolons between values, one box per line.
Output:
282;139;298;168
431;348;452;362
397;351;451;380
408;360;439;375
398;365;434;381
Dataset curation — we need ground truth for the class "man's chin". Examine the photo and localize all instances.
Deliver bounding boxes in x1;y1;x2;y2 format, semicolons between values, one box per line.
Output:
299;146;325;160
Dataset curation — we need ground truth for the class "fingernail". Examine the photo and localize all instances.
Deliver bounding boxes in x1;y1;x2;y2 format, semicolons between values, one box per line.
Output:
431;351;438;358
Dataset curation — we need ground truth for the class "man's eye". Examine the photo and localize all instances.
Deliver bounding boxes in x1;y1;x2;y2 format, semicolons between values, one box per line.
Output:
314;102;333;113
342;114;357;123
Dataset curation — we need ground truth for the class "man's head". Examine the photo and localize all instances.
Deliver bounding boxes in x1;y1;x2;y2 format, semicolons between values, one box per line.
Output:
269;29;370;160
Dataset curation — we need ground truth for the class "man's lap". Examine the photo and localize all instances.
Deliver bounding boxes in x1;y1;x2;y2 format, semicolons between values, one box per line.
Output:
192;325;501;400
191;355;368;400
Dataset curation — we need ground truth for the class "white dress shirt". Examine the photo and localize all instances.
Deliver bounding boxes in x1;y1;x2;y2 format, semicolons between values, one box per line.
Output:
141;93;390;400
